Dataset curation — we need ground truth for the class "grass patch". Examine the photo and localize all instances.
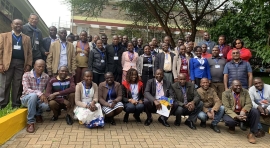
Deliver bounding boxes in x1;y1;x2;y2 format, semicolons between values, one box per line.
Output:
261;77;270;84
0;102;18;118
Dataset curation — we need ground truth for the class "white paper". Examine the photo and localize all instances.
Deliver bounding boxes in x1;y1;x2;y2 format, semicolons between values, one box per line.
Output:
156;104;170;117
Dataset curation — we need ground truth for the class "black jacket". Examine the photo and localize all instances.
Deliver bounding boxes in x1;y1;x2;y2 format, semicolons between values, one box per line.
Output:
106;44;125;74
122;81;144;103
154;52;175;74
22;23;46;59
88;47;107;73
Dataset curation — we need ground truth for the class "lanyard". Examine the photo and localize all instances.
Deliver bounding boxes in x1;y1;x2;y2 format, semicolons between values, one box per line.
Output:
206;41;211;46
114;46;118;55
128;51;134;61
234;93;240;103
219;45;224;51
96;48;105;59
214;58;219;64
80;41;85;50
258;89;265;100
107;84;114;100
180;55;186;64
59;81;65;91
33;70;41;86
130;84;136;94
165;53;168;60
180;86;186;96
197;57;204;65
12;34;22;45
83;82;92;97
61;42;66;50
156;83;163;95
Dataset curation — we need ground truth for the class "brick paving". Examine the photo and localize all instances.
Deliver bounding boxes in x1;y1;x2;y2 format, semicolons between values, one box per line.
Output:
1;111;270;148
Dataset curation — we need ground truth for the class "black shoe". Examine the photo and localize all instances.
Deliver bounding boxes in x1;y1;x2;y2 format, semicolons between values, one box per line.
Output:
240;122;247;131
174;120;180;126
51;116;58;121
111;118;116;125
144;118;153;126
66;115;73;125
133;114;141;123
210;124;221;133
104;117;111;123
184;120;196;130
123;113;129;123
158;116;170;127
200;121;206;128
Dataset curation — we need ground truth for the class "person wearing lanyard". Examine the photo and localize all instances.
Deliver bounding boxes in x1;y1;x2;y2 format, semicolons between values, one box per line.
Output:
99;72;124;125
73;31;90;84
144;69;177;127
122;69;144;123
88;40;107;85
217;35;231;59
137;45;155;90
171;74;203;129
106;35;125;83
74;70;104;128
22;13;46;66
189;46;211;88
46;66;76;125
173;38;184;55
198;32;216;54
207;46;226;100
121;42;139;82
222;80;261;144
173;45;190;82
249;77;270;137
46;28;76;77
0;19;32;109
20;59;50;133
201;44;212;58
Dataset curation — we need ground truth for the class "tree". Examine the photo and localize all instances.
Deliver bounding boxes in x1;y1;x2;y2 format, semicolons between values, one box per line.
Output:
65;0;229;47
209;0;270;63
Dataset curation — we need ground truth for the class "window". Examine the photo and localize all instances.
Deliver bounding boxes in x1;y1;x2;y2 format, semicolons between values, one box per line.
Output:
99;28;105;34
77;26;89;34
111;30;116;35
0;0;14;20
112;5;118;10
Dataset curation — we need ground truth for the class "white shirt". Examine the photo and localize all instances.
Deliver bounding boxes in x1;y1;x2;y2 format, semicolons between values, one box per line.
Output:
249;84;270;111
58;40;68;69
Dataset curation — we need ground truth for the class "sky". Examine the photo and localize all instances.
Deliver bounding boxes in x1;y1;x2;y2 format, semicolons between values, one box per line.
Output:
29;0;71;27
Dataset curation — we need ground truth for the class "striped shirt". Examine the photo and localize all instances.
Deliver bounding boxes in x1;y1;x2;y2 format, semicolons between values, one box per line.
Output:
45;76;75;97
21;70;50;99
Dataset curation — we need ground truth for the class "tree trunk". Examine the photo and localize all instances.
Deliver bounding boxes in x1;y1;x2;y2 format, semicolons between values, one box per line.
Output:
163;28;176;47
190;24;197;43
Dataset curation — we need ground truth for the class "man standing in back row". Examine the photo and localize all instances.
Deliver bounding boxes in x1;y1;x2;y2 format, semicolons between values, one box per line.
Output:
198;32;216;53
22;13;46;66
0;19;32;109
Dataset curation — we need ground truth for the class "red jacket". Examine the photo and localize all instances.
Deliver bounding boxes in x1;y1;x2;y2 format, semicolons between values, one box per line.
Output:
219;45;231;59
202;53;212;59
227;47;252;62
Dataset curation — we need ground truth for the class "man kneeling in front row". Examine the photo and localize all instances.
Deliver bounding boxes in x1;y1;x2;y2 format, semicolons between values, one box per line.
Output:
45;66;76;125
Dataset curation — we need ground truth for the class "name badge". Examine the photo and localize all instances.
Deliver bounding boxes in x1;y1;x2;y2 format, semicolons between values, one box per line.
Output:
219;53;223;57
165;60;170;64
199;66;205;70
80;53;85;56
101;60;105;63
14;45;21;50
236;105;239;109
148;64;153;67
207;47;210;50
35;40;39;45
108;100;113;104
215;65;220;68
114;56;119;60
130;63;135;67
183;65;187;70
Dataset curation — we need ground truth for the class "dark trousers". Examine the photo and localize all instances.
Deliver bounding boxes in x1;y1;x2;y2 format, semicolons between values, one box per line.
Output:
75;67;88;84
144;98;178;120
141;73;154;91
210;82;225;100
0;59;24;108
93;72;105;85
173;101;203;122
124;103;144;116
113;71;122;84
223;108;260;133
194;78;201;89
48;93;75;117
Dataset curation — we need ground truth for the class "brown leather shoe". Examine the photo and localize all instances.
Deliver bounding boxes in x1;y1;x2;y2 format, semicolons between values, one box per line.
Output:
35;115;43;123
255;130;265;138
247;133;256;144
227;127;235;134
26;123;35;133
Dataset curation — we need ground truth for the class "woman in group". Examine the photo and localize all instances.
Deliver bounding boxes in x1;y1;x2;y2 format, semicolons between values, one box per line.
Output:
137;45;155;90
88;40;107;85
227;38;252;62
99;72;123;125
73;31;90;84
74;70;104;128
122;68;144;123
172;45;190;82
122;42;139;82
189;46;211;88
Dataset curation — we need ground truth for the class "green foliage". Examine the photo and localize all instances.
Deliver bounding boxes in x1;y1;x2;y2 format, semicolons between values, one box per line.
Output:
209;0;270;63
0;102;18;118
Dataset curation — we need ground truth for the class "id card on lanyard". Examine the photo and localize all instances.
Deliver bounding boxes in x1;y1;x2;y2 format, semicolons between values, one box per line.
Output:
114;46;119;60
97;49;105;63
12;34;22;50
80;41;85;56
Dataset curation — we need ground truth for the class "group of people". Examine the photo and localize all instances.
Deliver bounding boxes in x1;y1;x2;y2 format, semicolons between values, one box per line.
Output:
0;13;269;144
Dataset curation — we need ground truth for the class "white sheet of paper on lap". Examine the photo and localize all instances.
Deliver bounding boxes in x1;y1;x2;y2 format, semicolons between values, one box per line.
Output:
156;104;170;117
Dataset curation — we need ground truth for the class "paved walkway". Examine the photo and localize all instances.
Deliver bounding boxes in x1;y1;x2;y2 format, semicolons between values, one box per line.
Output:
1;111;270;148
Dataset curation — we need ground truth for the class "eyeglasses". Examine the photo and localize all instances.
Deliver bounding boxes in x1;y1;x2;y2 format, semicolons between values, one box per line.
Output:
232;52;239;54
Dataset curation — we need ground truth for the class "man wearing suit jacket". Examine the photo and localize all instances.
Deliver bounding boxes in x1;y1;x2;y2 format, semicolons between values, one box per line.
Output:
171;74;203;129
144;69;178;127
0;19;32;109
106;35;125;83
154;43;175;84
42;26;58;61
46;28;76;77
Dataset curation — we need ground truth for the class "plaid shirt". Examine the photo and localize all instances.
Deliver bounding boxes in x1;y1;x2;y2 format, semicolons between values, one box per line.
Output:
21;69;50;99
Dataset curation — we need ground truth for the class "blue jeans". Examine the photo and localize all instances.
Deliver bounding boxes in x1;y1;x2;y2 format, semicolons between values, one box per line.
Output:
124;103;144;116
198;105;225;125
21;93;49;124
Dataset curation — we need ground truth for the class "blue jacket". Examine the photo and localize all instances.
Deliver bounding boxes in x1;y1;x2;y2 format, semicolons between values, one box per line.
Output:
189;57;211;80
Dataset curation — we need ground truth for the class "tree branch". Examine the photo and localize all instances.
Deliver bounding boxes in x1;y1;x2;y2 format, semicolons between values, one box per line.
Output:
202;0;229;17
